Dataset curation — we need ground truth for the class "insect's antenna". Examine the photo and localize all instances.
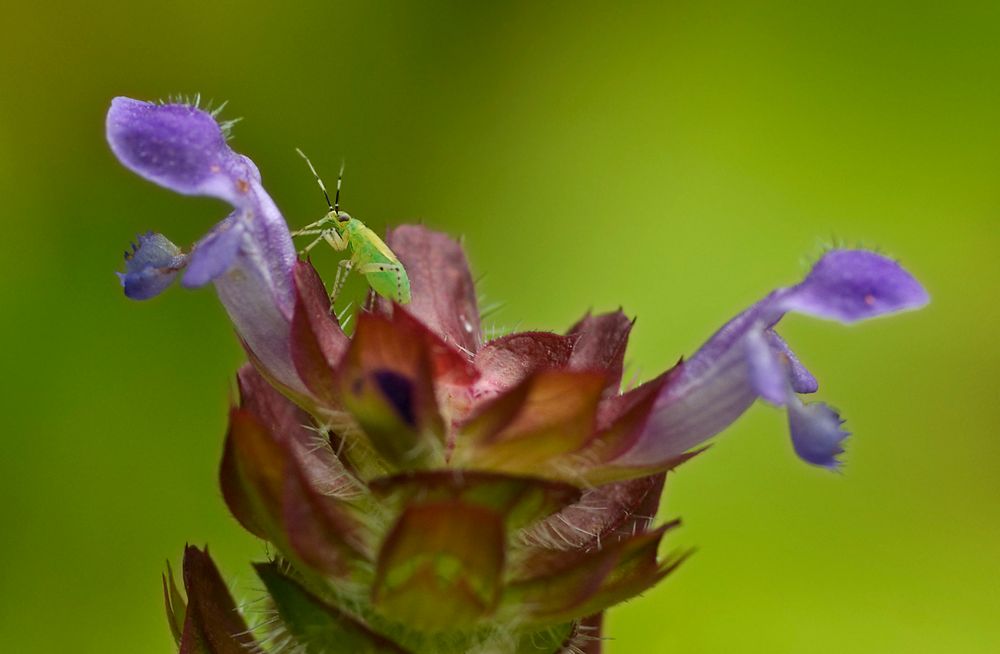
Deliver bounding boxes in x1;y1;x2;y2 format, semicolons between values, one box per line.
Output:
334;159;345;214
295;148;333;211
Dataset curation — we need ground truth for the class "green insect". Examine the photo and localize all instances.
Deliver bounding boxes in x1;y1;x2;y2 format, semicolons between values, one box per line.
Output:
292;149;411;305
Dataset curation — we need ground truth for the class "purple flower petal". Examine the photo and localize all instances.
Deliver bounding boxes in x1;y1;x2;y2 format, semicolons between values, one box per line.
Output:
787;399;850;469
610;250;927;472
106;97;256;206
107;97;296;307
181;215;244;288
117;231;187;300
766;330;818;394
616;344;758;465
780;250;929;323
216;257;301;395
108;97;302;394
744;327;788;406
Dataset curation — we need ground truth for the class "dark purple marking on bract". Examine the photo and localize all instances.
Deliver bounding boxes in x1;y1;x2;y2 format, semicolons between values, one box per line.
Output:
373;370;416;427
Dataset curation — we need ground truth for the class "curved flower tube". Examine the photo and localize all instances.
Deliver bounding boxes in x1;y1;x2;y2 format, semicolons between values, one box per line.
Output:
107;97;303;394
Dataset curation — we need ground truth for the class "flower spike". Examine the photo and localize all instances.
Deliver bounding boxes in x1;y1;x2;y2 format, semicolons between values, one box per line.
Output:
109;98;928;653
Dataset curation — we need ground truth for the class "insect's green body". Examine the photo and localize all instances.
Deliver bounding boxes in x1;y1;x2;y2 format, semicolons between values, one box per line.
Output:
292;210;411;305
341;217;411;304
292;150;411;306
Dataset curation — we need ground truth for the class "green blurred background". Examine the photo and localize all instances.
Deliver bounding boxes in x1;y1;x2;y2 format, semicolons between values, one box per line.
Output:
2;1;998;652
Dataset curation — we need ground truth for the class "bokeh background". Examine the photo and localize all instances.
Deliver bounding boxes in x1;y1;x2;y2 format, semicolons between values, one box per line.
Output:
2;1;998;652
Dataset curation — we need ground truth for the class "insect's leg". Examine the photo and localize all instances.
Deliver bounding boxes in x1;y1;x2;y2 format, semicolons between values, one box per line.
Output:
293;229;335;237
295;227;348;258
322;229;349;252
299;232;329;256
292;213;335;236
330;258;354;306
356;261;406;302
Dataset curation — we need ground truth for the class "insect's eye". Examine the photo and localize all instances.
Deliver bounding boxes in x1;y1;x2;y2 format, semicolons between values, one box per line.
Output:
338;212;351;223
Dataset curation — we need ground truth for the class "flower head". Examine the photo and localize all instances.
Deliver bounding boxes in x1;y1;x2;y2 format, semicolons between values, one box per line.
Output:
108;97;928;653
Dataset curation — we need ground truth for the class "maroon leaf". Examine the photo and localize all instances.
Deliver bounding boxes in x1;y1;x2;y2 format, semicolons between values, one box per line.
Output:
282;456;372;578
472;332;576;400
237;364;356;494
566;310;634;397
381;225;481;355
454;372;531;446
616;472;668;541
222;366;316;539
522;473;666;552
454;369;606;476
175;545;256;654
221;407;367;578
395;308;478;388
504;522;686;626
219;408;277;540
373;500;505;630
568;534;688;623
290;260;349;406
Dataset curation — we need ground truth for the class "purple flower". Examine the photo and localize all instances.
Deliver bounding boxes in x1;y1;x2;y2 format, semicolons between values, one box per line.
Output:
107;97;303;394
610;249;929;471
